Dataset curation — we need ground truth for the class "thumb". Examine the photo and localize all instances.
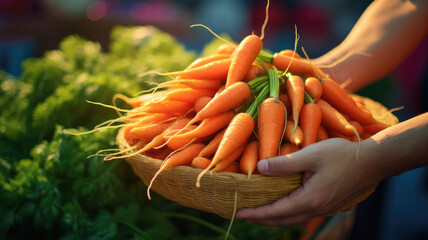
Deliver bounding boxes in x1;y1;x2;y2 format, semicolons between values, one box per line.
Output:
258;152;314;176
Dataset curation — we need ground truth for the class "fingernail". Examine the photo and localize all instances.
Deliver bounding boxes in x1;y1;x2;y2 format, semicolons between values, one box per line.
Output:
258;160;269;172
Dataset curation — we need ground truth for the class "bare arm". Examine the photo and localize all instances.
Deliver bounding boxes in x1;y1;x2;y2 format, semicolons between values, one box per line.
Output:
314;0;428;92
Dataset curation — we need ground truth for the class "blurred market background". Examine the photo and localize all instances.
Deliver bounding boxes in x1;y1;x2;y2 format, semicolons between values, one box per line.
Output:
1;0;427;239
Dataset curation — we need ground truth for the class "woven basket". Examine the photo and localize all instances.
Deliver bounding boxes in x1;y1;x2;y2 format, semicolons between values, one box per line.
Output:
118;95;398;219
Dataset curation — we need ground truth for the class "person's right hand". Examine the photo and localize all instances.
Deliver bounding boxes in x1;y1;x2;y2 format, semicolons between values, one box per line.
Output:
236;138;380;226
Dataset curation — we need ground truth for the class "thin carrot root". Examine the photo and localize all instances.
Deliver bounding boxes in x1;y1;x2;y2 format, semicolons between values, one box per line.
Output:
190;24;235;46
225;190;238;239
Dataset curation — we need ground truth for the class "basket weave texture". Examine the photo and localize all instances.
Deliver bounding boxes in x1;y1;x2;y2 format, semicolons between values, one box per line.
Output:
119;95;398;219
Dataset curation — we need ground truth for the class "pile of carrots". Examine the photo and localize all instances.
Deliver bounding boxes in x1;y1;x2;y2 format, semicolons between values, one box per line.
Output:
100;28;391;200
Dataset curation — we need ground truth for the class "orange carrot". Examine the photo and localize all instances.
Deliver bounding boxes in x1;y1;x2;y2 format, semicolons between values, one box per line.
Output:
192;156;211;169
244;64;266;82
278;49;302;59
193;96;213;113
279;143;300;155
300;102;322;148
239;140;259;178
142;100;193;114
188;81;251;126
165;125;198;150
304;77;323;99
130;121;172;141
147;143;206;199
315;99;358;138
350;120;364;136
273;53;326;79
169;58;231;80
284;120;303;147
197;128;226;157
134;113;178;126
212;143;247;172
162;79;222;90
144;146;174;160
216;44;236;55
192;156;240;173
285;73;305;137
226;34;263;88
258;98;287;159
317;125;329;142
113;90;171;108
185;54;230;70
167;111;235;141
278;93;292;116
362;121;391;134
157;88;216;104
320;77;376;125
196;112;255;187
223;162;240;173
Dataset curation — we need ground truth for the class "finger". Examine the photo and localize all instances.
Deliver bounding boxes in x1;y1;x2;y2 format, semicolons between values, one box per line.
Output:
257;149;316;176
236;186;315;220
245;212;316;226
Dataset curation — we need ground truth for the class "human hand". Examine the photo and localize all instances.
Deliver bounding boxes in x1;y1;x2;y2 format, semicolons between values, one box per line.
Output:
235;138;380;226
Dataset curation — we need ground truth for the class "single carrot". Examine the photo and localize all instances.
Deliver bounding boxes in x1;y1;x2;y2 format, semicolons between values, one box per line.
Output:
300;102;322;148
350;120;364;136
244;64;266;82
185;54;230;70
197;128;226;157
192;156;240;173
320;77;376;125
130;121;172;141
156;88;216;104
142;100;193;114
160;79;222;90
304;77;323;99
165;125;198;150
166;111;235;141
167;58;231;80
279;143;300;155
315;99;359;137
191;156;211;169
278;49;302;59
187;81;251;126
317;125;329;142
223;162;240;173
144;146;174;160
362;121;391;134
278;93;292;115
273;53;326;79
147;143;206;199
113;90;171;108
196;112;255;187
216;44;236;55
285;73;305;138
212;143;247;172
239;140;259;178
226;34;263;88
258;98;287;159
284;120;304;147
193;96;213;113
134;113;178;126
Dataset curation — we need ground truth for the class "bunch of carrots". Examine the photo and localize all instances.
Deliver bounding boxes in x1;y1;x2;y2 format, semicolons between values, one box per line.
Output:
97;27;391;200
95;0;391;200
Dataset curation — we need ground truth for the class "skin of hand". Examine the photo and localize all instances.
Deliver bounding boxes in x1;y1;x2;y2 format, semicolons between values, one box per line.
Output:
312;0;428;92
235;113;428;226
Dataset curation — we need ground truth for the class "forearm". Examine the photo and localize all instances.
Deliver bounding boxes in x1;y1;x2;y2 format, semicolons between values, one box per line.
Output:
314;0;428;92
363;112;428;183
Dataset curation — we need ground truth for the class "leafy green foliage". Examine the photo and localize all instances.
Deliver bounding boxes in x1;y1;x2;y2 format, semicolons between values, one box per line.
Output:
0;26;304;239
